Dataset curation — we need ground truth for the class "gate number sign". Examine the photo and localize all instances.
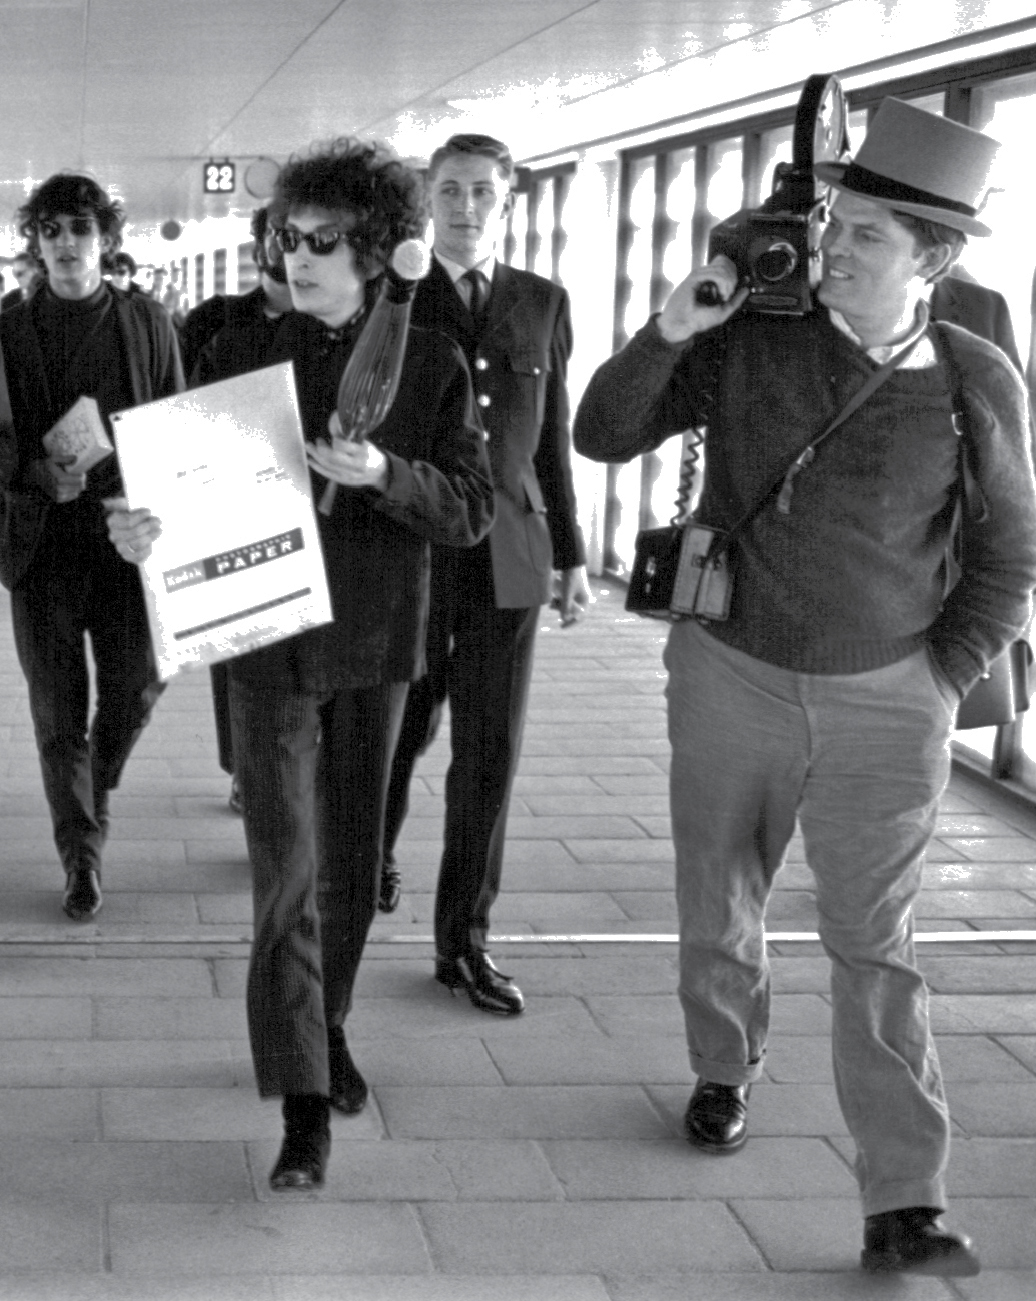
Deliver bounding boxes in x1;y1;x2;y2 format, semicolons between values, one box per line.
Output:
203;161;236;194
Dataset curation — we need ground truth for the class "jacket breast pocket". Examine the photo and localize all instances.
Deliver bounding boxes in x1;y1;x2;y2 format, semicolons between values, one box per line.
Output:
506;346;551;379
504;346;551;429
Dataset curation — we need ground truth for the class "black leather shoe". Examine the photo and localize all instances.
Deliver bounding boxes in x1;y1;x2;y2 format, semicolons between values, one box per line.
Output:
435;953;524;1015
862;1207;980;1276
270;1094;330;1191
377;862;401;913
684;1079;750;1153
62;867;102;921
327;1025;368;1115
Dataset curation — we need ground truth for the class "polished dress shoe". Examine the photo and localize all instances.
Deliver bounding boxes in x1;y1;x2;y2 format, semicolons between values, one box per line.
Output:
269;1094;330;1191
377;861;401;913
861;1207;980;1276
62;867;102;921
684;1078;750;1153
435;953;524;1015
327;1024;368;1115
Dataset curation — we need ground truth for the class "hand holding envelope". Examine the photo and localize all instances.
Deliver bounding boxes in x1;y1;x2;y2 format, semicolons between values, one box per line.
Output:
36;395;114;503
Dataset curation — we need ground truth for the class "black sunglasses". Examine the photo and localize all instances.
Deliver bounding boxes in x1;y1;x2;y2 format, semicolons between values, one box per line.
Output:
38;216;98;239
274;227;349;256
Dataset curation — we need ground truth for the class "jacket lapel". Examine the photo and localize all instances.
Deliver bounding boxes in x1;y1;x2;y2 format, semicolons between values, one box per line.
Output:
481;263;524;341
113;291;148;407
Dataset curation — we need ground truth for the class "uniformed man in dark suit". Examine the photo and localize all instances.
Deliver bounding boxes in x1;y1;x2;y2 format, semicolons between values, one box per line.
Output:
381;133;589;1015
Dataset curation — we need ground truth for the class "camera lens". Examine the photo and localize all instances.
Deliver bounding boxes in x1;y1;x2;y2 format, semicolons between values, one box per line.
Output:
755;241;798;283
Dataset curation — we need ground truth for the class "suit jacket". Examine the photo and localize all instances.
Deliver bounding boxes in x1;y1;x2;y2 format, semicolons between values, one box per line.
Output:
0;287;184;590
930;276;1022;373
411;257;585;608
0;288;23;314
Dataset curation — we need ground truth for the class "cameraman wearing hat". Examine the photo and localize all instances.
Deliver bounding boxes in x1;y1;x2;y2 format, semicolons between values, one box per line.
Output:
575;99;1036;1276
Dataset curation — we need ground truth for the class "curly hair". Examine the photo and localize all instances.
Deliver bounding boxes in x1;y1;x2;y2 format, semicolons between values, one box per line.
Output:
17;173;124;259
273;137;426;277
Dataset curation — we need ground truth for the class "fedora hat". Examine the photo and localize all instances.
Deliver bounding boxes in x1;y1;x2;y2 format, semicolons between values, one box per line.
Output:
814;97;999;238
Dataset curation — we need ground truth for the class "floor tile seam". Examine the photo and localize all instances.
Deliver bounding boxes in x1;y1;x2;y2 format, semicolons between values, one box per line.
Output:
411;1199;446;1273
990;1035;1036;1078
101;1200;112;1273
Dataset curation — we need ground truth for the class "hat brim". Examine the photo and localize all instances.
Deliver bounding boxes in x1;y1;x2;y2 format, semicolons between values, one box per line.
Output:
814;161;990;238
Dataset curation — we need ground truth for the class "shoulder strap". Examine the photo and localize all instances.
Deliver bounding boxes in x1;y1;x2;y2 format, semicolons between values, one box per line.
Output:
932;321;988;525
713;333;921;555
774;334;920;515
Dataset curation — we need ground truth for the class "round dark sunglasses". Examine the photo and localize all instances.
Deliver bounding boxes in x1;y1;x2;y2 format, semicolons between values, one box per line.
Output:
274;227;349;256
38;216;98;239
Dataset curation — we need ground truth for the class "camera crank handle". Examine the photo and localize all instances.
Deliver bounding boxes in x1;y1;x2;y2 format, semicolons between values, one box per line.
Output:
695;281;725;308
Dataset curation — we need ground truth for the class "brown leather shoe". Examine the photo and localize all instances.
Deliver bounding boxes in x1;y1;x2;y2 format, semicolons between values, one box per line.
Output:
862;1207;980;1276
435;953;524;1015
684;1079;750;1153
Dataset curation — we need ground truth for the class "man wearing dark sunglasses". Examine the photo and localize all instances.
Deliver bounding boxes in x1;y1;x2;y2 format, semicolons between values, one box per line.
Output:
109;137;494;1193
0;173;183;922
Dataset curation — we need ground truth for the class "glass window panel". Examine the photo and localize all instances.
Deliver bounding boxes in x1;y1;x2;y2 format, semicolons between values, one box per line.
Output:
661;147;696;292
506;191;528;267
623;158;655;340
756;125;793;208
904;92;943;116
610;457;643;577
960;71;1036;376
707;138;743;226
530;184;553;279
847;108;869;155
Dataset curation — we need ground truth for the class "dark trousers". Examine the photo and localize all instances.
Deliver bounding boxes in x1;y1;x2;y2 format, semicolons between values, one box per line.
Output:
383;543;539;960
229;667;408;1097
10;530;163;878
209;662;234;774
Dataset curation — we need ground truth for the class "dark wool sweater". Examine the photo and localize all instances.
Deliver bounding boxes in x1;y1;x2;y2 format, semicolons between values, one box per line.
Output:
574;308;1036;695
32;283;130;501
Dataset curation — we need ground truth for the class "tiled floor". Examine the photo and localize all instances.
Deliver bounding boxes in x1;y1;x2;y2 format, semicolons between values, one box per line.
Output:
0;582;1034;1300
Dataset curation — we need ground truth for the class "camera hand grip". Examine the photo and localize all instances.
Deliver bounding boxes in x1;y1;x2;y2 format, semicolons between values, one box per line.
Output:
695;281;724;307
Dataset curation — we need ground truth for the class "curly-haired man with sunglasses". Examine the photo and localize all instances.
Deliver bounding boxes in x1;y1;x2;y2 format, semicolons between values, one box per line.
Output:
109;137;494;1192
0;173;183;923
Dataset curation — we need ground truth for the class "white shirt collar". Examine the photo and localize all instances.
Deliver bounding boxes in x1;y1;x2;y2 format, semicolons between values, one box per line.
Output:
435;250;497;287
827;298;936;369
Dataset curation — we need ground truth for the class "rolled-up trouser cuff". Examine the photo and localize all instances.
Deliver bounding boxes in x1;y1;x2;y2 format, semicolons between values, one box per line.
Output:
688;1053;766;1088
862;1178;947;1219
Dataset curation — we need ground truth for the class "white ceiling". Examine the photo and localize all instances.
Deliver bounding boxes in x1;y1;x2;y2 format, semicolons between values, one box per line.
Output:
0;0;1032;243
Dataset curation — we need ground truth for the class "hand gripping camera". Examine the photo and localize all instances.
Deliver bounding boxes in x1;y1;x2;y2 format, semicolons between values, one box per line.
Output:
698;74;850;316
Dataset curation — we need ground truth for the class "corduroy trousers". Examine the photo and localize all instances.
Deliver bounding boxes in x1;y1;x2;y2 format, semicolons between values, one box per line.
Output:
664;618;958;1217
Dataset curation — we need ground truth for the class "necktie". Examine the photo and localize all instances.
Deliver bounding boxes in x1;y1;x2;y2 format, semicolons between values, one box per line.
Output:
463;269;489;327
